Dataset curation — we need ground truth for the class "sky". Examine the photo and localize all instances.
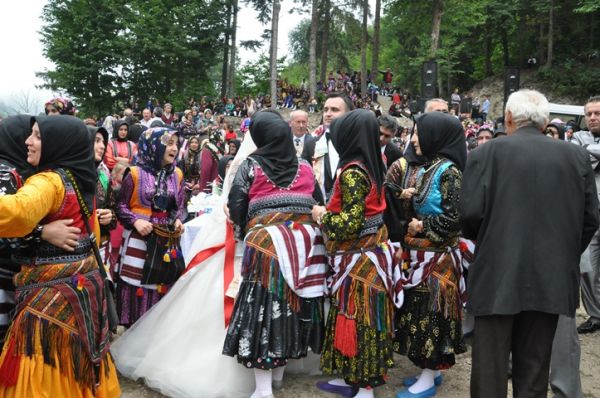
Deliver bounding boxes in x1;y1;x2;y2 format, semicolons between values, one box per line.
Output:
0;0;299;110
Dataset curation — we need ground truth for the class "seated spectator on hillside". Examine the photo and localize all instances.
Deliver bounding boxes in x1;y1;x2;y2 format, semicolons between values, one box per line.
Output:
161;103;175;126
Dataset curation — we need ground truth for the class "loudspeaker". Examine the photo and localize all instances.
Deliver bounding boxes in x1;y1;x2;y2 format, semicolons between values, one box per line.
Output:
504;68;520;101
421;61;438;100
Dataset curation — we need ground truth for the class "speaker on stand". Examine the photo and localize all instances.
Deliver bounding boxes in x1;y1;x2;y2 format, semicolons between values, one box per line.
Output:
421;61;438;101
504;68;520;109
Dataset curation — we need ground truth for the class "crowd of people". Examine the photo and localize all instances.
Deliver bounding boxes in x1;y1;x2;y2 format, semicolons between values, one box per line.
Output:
0;88;598;398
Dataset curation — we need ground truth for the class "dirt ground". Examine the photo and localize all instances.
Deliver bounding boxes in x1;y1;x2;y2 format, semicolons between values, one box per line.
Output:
118;308;600;398
118;101;600;397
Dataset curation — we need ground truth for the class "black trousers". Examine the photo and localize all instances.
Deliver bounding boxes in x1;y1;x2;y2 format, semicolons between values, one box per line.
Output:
471;311;559;398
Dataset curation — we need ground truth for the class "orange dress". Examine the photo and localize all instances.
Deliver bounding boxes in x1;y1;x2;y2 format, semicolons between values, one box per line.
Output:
0;171;120;398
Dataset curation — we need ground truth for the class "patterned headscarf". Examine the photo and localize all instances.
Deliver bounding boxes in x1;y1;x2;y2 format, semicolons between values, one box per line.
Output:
45;97;76;115
135;127;179;212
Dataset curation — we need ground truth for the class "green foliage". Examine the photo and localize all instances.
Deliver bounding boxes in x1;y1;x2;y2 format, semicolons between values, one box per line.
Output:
537;63;600;101
39;0;229;115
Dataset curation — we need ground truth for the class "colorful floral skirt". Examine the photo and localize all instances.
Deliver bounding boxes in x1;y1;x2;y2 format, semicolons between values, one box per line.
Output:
0;256;120;397
395;238;466;370
222;212;324;370
320;227;395;388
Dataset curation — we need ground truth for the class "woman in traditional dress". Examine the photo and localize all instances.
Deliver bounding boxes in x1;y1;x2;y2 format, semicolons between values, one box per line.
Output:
179;135;202;204
0;115;120;397
105;120;137;170
223;110;327;398
394;111;467;398
198;130;224;193
115;127;184;327
90;126;117;267
311;109;398;398
110;133;259;398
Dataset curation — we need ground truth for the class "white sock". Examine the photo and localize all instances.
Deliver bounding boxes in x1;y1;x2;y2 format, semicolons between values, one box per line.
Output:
272;365;285;382
328;378;349;386
251;368;273;398
353;388;374;398
408;369;436;393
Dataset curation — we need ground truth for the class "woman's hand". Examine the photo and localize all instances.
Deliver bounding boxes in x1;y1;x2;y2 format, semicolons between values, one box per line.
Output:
174;219;185;234
407;217;424;236
134;219;153;236
400;187;416;200
311;205;327;224
42;219;81;252
96;208;113;226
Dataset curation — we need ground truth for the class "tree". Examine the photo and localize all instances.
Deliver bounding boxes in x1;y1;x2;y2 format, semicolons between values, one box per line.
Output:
360;0;368;96
227;0;239;97
371;0;381;79
308;0;319;97
269;0;281;107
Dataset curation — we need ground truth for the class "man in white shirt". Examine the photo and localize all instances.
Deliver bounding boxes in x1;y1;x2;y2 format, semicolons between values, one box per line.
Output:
312;93;354;203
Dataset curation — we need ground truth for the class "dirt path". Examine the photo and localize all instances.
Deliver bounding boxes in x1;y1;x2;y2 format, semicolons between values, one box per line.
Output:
118;308;600;397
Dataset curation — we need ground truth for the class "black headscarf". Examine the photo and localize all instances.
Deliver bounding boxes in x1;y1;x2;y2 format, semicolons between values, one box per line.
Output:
0;115;35;179
113;120;130;142
36;115;97;211
218;155;234;182
403;117;427;165
415;112;467;171
249;111;298;186
329;109;385;192
228;139;241;156
87;125;108;167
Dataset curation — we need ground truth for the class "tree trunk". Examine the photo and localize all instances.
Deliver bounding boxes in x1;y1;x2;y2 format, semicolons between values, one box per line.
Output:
221;0;232;98
371;0;381;80
360;0;368;97
546;0;554;68
309;0;319;98
501;29;509;67
227;0;238;97
270;0;280;108
430;0;443;57
483;22;493;76
320;0;330;85
538;20;545;66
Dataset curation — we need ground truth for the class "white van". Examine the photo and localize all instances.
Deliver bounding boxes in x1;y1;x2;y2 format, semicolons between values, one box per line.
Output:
548;103;586;129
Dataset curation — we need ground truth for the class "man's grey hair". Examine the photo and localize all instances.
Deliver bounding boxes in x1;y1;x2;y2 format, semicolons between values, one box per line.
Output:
424;98;448;112
290;109;308;121
505;89;549;130
378;114;398;132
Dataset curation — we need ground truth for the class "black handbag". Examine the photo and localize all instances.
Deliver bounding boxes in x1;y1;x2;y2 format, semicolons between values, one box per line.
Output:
64;170;119;333
141;225;185;286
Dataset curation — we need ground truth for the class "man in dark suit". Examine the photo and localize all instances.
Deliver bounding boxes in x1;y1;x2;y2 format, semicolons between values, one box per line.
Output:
460;89;599;398
290;109;316;163
378;114;402;168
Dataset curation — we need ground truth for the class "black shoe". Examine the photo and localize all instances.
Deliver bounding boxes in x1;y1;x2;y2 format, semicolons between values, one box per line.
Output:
577;318;600;334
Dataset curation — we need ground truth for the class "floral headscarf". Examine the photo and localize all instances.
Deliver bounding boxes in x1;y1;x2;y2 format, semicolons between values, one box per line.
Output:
45;97;76;115
135;127;179;211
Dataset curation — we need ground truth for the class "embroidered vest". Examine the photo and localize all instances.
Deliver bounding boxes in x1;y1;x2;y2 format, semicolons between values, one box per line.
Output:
247;159;315;219
413;159;454;217
127;166;183;219
327;161;386;236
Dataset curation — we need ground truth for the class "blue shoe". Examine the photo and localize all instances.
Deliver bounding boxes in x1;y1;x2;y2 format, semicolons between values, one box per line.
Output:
316;381;355;398
396;386;437;398
402;374;443;387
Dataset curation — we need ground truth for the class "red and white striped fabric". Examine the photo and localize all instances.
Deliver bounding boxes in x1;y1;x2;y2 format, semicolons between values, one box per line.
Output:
397;247;465;309
458;238;475;270
263;223;328;298
329;241;403;308
117;229;157;290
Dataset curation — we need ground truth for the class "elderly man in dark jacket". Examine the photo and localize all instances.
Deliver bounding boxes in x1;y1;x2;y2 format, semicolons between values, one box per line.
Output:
460;89;599;398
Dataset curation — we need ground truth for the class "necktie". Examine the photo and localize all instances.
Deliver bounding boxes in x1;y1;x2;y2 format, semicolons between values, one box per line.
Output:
295;137;301;146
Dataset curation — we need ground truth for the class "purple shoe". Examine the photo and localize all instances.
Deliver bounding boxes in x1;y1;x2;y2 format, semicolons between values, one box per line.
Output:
316;381;355;398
